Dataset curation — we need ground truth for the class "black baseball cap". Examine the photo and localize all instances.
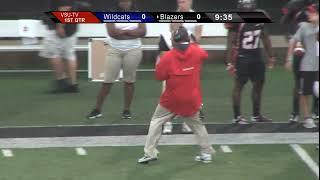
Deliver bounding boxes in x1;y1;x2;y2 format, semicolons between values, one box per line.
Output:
172;26;190;43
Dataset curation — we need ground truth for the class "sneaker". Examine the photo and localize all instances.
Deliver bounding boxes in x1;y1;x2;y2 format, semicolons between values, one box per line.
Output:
195;153;212;163
163;122;173;134
51;79;69;94
181;122;193;133
303;118;317;129
122;110;132;119
87;109;102;119
232;116;250;124
312;113;319;121
289;114;300;123
251;115;272;123
138;155;158;164
65;84;80;93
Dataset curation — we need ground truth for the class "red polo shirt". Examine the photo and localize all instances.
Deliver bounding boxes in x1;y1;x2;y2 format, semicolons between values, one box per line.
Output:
155;43;208;117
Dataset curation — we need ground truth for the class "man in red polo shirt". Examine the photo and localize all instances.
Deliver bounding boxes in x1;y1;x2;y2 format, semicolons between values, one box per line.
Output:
138;26;214;164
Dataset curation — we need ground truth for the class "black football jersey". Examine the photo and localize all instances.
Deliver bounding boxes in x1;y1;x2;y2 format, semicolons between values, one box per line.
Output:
226;23;265;59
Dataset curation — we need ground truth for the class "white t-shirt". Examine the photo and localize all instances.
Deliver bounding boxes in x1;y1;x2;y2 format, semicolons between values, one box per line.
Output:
183;22;202;36
181;9;203;36
107;23;142;51
162;9;203;48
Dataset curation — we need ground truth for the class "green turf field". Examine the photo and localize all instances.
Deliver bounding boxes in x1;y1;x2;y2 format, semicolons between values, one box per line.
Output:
0;145;318;180
302;145;319;164
0;63;298;126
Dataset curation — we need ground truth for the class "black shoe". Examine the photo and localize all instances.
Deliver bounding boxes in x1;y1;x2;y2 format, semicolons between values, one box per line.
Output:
65;84;80;93
122;110;132;119
251;115;272;123
232;116;250;124
87;109;102;119
51;79;69;94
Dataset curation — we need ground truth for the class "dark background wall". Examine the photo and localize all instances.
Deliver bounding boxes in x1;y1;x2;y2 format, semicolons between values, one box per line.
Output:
0;0;289;34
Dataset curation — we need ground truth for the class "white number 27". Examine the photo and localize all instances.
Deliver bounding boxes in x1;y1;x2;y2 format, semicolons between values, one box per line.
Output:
242;30;261;49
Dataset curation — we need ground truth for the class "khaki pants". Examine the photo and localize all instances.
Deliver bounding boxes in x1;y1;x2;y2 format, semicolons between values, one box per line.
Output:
144;104;214;158
104;47;142;83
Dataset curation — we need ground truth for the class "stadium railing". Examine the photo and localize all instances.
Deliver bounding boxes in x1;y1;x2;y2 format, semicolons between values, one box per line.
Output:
0;44;226;52
0;21;227;51
0;20;228;74
0;20;227;38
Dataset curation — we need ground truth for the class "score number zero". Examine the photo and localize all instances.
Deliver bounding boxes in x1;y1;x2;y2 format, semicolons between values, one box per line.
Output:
140;13;232;21
142;13;146;19
141;13;202;20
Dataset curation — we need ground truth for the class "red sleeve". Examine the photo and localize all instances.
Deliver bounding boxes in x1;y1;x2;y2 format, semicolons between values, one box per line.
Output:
199;48;208;60
155;53;170;81
193;44;208;61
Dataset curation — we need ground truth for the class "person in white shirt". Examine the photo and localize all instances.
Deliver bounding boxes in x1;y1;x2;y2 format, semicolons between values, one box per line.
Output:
87;0;146;120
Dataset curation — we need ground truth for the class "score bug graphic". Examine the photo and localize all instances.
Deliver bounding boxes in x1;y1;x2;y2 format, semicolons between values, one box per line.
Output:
47;11;272;23
59;12;86;23
49;11;101;23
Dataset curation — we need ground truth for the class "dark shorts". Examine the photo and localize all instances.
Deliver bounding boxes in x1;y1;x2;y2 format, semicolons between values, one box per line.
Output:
299;71;319;95
235;58;266;84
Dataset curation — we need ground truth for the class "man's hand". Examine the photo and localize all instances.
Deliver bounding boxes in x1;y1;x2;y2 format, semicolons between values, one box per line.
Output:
156;56;160;65
267;57;276;69
285;61;292;71
226;63;236;77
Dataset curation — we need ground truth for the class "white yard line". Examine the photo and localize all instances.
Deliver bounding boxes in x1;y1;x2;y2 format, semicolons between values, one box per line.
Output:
290;144;319;179
2;149;14;157
220;145;232;153
75;147;87;156
0;133;318;149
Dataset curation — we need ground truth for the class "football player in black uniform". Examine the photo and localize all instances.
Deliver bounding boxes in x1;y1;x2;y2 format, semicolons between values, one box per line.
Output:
281;0;319;122
225;0;276;124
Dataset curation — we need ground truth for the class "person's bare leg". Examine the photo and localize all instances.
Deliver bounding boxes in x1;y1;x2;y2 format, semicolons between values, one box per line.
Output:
250;80;272;122
300;95;317;128
252;81;264;117
66;59;78;85
50;58;65;80
124;82;134;111
50;57;69;93
292;82;300;116
233;80;244;119
300;95;310;118
312;95;319;117
95;83;113;111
